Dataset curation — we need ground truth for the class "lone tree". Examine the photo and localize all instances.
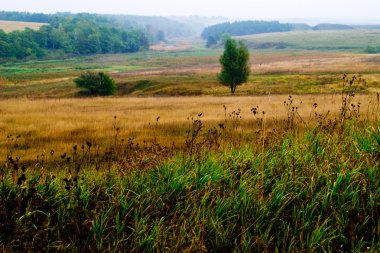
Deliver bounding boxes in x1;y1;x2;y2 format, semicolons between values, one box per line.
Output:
74;71;116;96
218;38;250;94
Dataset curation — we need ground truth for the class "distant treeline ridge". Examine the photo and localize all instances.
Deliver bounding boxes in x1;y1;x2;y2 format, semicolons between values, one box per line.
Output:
202;20;357;47
201;21;292;41
0;13;150;59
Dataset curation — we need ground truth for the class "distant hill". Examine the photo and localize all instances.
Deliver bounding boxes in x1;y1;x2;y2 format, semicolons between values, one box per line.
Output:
0;13;149;59
352;25;380;29
201;21;292;41
200;19;378;46
0;11;197;41
104;14;195;39
168;15;229;35
313;23;354;30
235;29;380;52
289;23;312;31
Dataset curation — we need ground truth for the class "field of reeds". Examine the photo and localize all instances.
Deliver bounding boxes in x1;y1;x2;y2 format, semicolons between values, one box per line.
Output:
0;73;379;251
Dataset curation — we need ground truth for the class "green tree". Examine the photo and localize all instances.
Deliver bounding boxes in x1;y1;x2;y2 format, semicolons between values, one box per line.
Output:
364;46;378;54
206;35;217;48
156;30;165;42
74;72;116;96
218;38;250;94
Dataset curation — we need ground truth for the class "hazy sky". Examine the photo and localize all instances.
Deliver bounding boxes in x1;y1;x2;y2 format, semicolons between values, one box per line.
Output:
2;0;380;22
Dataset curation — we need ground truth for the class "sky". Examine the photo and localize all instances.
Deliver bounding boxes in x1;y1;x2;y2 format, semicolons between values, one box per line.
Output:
2;0;380;23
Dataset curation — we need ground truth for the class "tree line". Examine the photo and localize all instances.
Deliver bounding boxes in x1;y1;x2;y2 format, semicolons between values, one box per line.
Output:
202;21;292;47
0;11;51;23
0;13;149;59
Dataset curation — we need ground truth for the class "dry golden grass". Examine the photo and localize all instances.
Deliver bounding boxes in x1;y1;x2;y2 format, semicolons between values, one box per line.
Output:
112;53;380;77
252;53;380;74
2;50;380;98
1;94;379;161
149;42;194;51
0;20;47;32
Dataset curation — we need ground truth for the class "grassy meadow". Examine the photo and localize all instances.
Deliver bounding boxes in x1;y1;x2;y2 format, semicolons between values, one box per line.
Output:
2;50;380;97
1;91;379;251
0;93;379;161
238;29;380;52
0;30;380;251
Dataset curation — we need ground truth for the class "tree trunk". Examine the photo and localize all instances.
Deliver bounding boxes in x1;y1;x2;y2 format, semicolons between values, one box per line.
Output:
230;81;236;94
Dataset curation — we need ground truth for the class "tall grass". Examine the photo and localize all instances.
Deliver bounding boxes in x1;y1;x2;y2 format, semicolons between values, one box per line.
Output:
0;78;379;251
1;124;379;251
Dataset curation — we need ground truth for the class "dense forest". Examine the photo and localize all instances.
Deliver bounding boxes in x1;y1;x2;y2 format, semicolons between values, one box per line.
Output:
202;21;292;46
201;20;362;47
0;11;51;23
106;15;194;39
0;12;159;59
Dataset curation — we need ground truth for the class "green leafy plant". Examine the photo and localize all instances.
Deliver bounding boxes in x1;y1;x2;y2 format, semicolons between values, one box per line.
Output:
74;71;116;96
218;38;250;94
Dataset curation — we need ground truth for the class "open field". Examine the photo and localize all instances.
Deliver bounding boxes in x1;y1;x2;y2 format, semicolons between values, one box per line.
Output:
2;50;380;97
1;29;380;98
1;31;380;251
0;92;379;161
0;20;47;32
1;93;379;251
238;29;380;52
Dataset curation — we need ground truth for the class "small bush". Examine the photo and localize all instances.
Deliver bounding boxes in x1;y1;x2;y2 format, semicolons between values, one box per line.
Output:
74;71;116;96
364;46;378;54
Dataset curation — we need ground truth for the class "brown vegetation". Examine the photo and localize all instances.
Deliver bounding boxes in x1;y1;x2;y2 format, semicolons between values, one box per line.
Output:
0;20;47;32
1;92;379;162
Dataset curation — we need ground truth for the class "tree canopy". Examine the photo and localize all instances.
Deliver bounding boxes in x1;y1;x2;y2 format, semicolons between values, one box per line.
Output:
74;71;116;96
202;21;292;43
218;38;250;94
0;13;149;59
0;11;51;23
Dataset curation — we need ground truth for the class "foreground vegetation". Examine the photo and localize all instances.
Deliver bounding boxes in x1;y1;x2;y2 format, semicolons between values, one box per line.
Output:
0;78;379;251
1;23;380;250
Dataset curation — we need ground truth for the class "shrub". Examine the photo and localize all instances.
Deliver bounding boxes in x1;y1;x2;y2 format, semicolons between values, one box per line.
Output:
74;71;116;96
364;46;378;54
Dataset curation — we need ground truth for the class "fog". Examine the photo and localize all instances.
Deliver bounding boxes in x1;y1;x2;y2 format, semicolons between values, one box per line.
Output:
2;0;380;24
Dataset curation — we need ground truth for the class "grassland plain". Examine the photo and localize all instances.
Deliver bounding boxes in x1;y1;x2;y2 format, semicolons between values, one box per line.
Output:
0;20;47;33
0;31;380;251
0;92;378;160
2;50;380;97
238;29;380;53
0;89;379;251
2;29;380;98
